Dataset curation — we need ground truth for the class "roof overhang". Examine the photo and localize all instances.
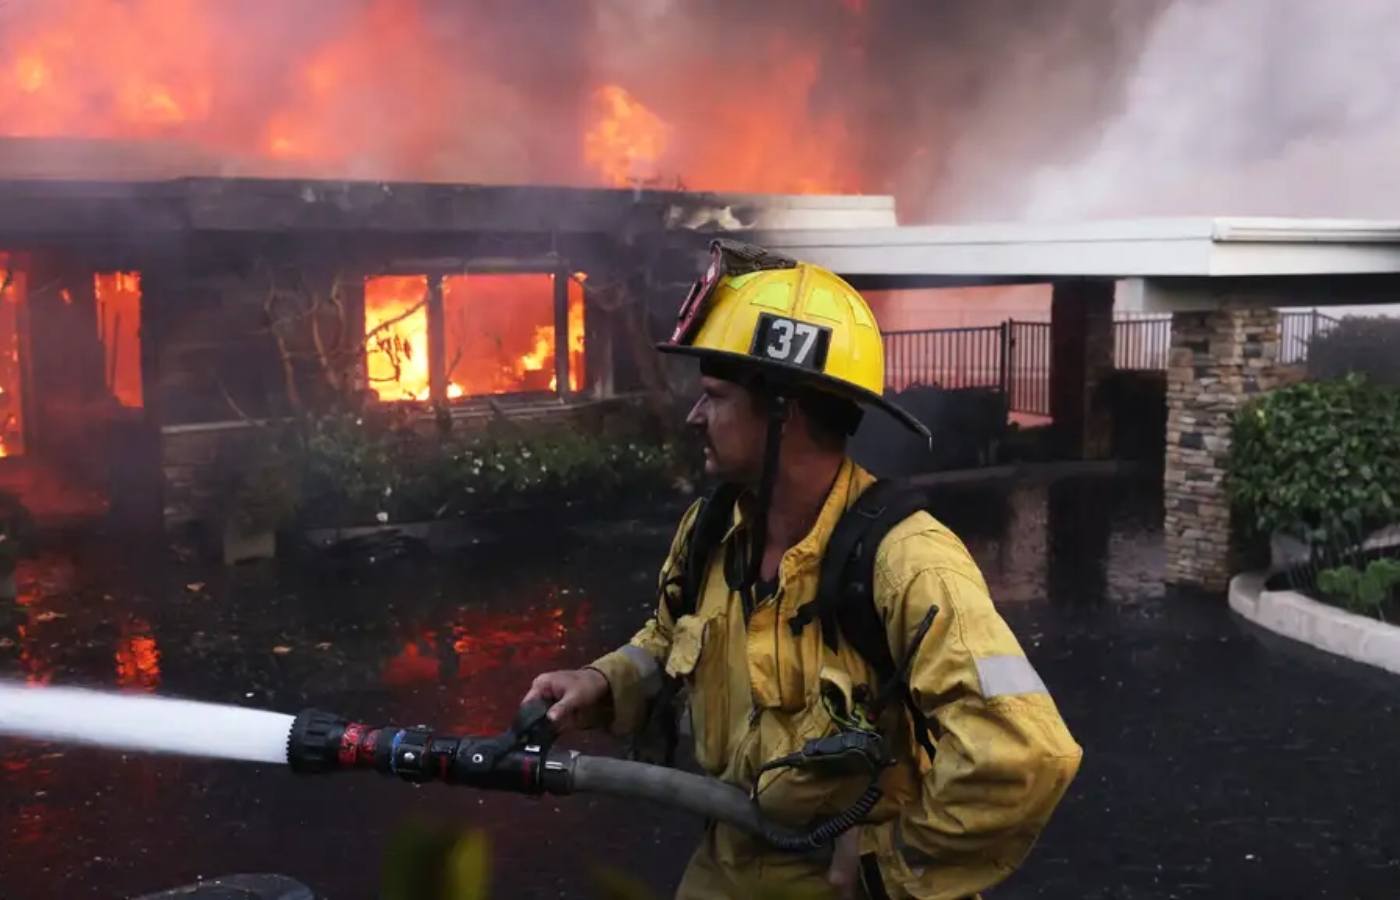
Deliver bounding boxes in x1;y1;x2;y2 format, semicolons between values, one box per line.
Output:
755;217;1400;288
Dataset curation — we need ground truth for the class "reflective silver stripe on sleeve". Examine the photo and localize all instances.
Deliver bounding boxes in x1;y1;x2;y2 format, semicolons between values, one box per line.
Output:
620;644;662;697
974;654;1048;698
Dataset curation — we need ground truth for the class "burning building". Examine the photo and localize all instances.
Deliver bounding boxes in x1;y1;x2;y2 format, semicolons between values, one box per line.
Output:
0;155;894;531
0;0;896;534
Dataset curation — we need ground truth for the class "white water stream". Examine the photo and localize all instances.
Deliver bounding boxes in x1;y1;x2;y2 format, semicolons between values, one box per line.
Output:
0;681;293;764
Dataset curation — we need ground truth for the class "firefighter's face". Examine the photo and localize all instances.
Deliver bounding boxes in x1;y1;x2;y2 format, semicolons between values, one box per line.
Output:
687;375;767;483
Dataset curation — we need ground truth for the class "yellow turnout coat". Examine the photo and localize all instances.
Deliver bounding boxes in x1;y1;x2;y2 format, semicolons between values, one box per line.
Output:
589;459;1082;899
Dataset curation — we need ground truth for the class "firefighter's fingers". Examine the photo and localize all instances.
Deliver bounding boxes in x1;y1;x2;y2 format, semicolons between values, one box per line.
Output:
524;669;608;731
522;670;570;706
826;828;863;900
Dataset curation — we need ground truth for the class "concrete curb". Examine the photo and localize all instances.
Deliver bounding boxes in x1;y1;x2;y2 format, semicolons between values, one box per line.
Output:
1229;570;1400;676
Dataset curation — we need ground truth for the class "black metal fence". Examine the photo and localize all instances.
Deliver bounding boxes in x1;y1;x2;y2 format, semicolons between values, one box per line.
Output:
883;311;1341;420
879;312;1338;419
1114;317;1172;370
1280;310;1340;364
881;321;1052;416
1008;320;1051;416
883;325;1006;393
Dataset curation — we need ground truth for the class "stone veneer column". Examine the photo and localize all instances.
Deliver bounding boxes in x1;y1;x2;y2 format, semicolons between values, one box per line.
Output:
1050;280;1115;459
1164;306;1280;591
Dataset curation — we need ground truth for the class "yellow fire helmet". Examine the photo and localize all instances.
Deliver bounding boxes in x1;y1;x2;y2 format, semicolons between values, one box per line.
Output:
657;239;930;441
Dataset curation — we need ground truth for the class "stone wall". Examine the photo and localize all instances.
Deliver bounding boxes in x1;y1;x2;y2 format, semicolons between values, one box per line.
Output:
1164;306;1280;591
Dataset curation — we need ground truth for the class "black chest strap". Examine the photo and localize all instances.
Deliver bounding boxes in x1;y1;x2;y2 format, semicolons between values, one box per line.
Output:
790;479;940;760
663;482;743;623
661;478;941;760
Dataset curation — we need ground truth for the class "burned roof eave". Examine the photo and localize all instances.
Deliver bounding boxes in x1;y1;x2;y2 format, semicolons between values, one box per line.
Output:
0;178;188;244
0;174;892;240
180;177;693;235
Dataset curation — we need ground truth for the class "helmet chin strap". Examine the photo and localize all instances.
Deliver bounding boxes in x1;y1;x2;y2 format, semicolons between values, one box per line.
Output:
736;392;788;616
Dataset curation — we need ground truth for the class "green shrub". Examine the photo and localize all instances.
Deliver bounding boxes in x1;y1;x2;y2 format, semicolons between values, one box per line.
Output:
295;409;420;525
1228;375;1400;545
1317;558;1400;621
213;435;301;533
288;410;686;527
230;452;300;533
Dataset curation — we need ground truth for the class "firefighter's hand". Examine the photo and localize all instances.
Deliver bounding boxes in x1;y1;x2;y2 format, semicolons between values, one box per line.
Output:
523;668;611;732
826;828;863;900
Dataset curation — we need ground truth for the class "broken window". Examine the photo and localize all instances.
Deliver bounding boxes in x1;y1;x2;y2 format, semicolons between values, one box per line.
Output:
364;275;429;402
364;272;585;402
94;271;143;408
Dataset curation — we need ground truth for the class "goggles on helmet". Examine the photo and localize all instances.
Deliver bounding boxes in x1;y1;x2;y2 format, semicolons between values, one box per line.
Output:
670;239;799;345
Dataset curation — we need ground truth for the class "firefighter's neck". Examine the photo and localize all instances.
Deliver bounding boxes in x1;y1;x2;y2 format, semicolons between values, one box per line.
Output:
757;441;843;580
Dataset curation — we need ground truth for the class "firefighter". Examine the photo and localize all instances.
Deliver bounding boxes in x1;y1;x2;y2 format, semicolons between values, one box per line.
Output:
526;241;1082;899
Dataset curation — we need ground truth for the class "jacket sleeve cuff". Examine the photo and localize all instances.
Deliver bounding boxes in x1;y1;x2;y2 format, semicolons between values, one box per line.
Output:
587;644;663;737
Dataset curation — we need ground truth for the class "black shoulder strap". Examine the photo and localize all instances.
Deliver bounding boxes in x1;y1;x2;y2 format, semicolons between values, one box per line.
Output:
637;483;741;767
792;479;926;662
791;478;940;759
664;482;742;622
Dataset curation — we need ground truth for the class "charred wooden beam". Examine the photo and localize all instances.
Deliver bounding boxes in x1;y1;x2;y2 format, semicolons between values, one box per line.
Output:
427;274;446;406
553;268;570;397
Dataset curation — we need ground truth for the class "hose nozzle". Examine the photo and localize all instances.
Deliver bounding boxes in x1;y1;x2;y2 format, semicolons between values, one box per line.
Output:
285;701;570;794
283;703;870;853
287;709;361;774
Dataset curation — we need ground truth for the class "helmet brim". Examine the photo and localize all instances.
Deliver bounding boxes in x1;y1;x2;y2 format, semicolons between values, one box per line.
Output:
657;343;933;445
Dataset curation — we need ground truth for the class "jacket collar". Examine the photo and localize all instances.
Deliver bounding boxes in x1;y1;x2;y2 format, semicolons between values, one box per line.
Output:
721;457;876;577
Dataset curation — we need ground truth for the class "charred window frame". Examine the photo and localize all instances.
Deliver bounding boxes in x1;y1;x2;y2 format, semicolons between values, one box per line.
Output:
364;263;585;405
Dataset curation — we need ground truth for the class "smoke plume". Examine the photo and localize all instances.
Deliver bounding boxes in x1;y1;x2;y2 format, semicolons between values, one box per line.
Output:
1012;0;1400;221
1;0;1396;222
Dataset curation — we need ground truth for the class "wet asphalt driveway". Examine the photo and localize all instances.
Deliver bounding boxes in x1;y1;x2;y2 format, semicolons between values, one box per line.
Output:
1;467;1397;899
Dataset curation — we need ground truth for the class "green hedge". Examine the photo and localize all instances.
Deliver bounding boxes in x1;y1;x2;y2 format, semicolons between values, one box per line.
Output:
287;411;684;527
1228;374;1400;545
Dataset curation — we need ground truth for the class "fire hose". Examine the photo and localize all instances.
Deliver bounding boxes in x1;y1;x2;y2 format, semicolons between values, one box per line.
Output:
287;699;885;853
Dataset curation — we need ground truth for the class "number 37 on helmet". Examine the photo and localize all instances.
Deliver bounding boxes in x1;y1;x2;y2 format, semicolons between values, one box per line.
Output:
657;239;930;442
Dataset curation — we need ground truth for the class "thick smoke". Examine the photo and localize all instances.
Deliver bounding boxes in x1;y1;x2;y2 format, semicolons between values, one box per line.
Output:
1012;0;1400;221
0;0;598;183
852;0;1171;221
1;0;1396;222
0;0;1167;197
601;0;1400;221
589;0;1171;206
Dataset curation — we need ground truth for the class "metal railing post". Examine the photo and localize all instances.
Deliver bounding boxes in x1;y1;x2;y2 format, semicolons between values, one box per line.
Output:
1000;320;1013;418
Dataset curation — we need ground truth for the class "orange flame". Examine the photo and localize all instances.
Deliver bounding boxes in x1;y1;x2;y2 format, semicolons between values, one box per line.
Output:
94;271;144;408
366;273;586;402
0;0;216;141
364;275;429;402
584;85;670;188
2;2;857;194
517;328;554;379
680;53;858;194
114;621;161;691
0;255;25;457
559;278;586;392
582;55;858;194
